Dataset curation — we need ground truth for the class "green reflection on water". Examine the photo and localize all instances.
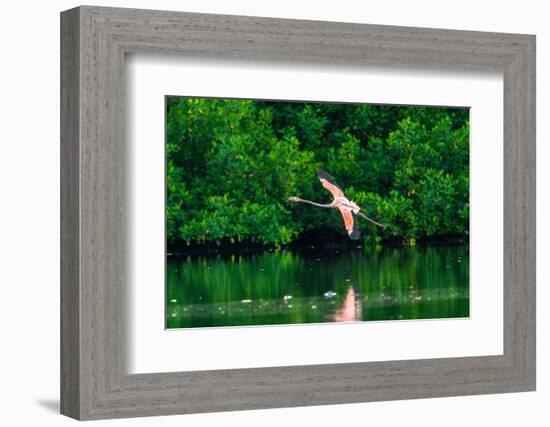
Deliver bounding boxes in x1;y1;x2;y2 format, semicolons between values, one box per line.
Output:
166;245;469;329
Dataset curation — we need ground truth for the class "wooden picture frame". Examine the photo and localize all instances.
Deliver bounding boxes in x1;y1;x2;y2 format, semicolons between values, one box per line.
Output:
60;5;536;420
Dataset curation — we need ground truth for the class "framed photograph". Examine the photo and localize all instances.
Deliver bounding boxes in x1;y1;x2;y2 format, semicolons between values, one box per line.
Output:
61;5;536;420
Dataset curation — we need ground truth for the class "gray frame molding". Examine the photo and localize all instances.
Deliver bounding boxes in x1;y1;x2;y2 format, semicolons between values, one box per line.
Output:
61;5;536;420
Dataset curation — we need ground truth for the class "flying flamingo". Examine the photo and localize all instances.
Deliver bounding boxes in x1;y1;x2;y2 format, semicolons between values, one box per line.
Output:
288;169;386;240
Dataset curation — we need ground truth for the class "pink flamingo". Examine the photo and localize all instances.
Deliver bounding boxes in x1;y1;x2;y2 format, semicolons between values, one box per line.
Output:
288;170;386;240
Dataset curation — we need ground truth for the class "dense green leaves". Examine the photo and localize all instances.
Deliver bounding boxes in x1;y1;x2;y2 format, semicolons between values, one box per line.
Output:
166;97;469;249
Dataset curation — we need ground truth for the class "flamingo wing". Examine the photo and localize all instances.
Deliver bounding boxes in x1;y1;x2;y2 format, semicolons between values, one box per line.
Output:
338;206;360;240
316;169;345;198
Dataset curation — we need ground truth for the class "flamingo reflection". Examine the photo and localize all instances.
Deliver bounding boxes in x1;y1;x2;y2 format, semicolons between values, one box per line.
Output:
333;286;362;322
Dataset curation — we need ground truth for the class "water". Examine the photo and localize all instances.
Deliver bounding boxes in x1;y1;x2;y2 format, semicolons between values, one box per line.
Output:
166;245;469;329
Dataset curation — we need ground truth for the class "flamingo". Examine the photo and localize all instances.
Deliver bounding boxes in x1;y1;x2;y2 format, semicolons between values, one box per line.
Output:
288;169;386;240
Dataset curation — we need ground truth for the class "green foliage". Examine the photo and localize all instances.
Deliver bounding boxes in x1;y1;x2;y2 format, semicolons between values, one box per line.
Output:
166;98;469;248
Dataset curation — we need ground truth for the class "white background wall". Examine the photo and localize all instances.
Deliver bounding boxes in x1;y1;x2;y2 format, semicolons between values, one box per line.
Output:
0;0;546;425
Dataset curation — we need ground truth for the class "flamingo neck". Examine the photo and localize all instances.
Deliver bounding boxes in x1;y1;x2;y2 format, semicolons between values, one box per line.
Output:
296;198;333;208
